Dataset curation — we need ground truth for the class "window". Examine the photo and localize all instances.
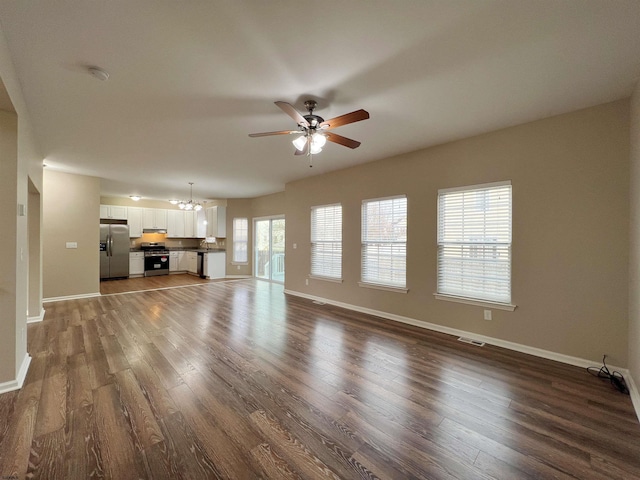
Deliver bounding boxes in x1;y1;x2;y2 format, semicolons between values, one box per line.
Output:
361;196;407;290
437;181;512;305
232;218;248;263
311;204;342;280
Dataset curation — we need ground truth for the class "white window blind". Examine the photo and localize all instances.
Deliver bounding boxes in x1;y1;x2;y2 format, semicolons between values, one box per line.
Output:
437;181;512;304
361;196;407;288
232;218;248;263
311;204;342;279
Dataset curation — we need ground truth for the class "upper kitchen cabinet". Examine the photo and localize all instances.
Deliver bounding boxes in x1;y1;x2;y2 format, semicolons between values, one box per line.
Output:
100;204;128;220
128;207;143;237
143;208;168;230
185;210;205;238
205;206;226;237
167;210;186;238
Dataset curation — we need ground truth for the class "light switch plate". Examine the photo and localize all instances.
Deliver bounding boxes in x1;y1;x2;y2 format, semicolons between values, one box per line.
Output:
66;242;78;249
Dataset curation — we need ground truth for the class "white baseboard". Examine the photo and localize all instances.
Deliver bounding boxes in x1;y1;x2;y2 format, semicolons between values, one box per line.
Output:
27;307;45;323
284;289;639;420
225;275;252;279
0;353;32;395
627;373;640;423
43;292;100;303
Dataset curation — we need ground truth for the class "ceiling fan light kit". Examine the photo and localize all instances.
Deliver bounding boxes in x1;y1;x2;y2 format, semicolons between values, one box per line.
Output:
249;100;369;161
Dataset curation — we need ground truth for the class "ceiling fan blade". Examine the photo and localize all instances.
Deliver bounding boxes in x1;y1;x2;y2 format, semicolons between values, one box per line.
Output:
275;101;310;127
248;130;300;137
325;132;361;149
319;109;369;130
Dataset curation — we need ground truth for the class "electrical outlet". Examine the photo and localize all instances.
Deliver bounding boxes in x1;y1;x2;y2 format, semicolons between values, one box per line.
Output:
484;309;492;321
237;265;240;270
305;278;309;286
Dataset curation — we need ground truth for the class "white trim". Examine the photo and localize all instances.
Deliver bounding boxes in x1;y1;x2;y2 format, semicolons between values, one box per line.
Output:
361;193;407;204
438;179;511;194
0;353;31;395
627;373;640;423
309;275;343;284
43;292;101;303
434;293;516;311
283;288;631;374
358;282;408;293
225;275;252;279
230;262;249;266
27;307;46;323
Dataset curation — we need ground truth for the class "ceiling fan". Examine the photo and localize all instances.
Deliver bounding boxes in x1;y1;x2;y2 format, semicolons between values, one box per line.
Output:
248;100;369;156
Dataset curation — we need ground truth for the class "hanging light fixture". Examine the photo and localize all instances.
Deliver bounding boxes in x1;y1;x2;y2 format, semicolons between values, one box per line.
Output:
171;182;203;211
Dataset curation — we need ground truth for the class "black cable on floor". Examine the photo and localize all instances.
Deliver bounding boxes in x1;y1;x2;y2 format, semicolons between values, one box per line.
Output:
587;355;629;395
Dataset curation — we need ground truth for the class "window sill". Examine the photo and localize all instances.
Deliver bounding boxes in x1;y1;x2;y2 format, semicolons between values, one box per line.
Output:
231;262;248;266
434;293;516;311
359;282;408;294
309;275;343;284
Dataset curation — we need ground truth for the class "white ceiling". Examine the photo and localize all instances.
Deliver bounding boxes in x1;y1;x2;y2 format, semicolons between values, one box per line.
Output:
1;1;639;201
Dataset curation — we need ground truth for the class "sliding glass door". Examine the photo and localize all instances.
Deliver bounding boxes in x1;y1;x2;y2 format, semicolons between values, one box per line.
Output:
254;217;285;283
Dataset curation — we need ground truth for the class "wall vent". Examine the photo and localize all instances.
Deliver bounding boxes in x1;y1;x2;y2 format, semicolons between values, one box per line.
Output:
458;337;485;347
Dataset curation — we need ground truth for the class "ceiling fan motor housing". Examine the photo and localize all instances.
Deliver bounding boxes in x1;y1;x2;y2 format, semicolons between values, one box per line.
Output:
302;114;324;129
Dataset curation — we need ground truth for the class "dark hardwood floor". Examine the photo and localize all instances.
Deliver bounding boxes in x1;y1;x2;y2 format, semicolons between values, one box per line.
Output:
99;273;221;295
1;278;639;479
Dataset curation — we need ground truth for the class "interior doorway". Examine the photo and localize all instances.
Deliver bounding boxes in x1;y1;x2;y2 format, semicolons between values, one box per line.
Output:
254;216;285;283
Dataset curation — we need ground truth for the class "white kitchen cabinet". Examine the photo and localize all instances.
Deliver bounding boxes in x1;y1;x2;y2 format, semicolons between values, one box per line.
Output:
129;252;144;276
178;251;188;271
143;208;168;230
186;251;198;274
203;251;225;279
180;211;204;238
205;206;226;237
196;209;207;238
167;210;186;238
128;207;143;237
100;204;128;220
169;251;179;272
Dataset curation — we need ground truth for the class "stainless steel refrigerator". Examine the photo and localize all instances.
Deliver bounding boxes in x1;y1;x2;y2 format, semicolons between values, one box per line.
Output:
100;223;130;279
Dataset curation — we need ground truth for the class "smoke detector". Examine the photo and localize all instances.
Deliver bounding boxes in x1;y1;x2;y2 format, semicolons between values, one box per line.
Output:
88;66;109;81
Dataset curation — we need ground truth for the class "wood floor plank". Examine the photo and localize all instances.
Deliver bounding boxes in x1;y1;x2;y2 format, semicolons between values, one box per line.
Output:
66;353;93;412
250;442;304;480
0;353;48;478
168;383;259;479
64;405;100;480
92;383;148;479
129;356;179;419
114;368;164;449
144;412;223;480
81;319;113;390
26;428;65;480
33;362;67;437
0;277;637;479
250;409;342;480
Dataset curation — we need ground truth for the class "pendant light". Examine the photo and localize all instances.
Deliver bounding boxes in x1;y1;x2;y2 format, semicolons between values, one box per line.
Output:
171;182;202;211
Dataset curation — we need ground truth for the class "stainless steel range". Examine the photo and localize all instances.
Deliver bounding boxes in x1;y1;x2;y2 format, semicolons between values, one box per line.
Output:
141;242;170;276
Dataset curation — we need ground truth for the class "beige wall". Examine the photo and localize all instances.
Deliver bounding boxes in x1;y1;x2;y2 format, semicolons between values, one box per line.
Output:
629;81;640;390
251;191;286;218
0;22;43;389
285;100;630;366
0;109;19;384
43;171;100;299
